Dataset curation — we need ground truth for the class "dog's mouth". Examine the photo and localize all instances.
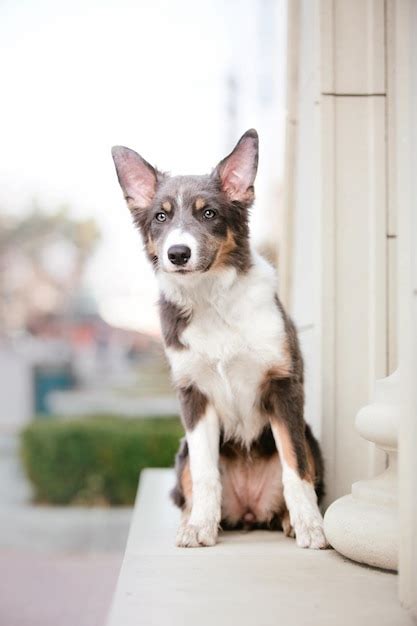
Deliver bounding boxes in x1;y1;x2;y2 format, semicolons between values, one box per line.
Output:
163;263;211;276
168;267;194;275
160;254;215;276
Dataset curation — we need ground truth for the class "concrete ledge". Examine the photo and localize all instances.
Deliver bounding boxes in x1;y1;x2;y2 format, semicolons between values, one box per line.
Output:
107;469;412;626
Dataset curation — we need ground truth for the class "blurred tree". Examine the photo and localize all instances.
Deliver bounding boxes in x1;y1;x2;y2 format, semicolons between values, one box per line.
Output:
0;204;100;335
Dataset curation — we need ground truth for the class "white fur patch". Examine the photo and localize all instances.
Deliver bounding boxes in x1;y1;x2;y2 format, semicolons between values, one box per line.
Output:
162;227;199;272
176;405;221;547
160;254;288;448
280;461;327;549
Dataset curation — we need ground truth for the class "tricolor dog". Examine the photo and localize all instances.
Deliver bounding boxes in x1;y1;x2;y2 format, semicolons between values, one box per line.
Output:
112;130;327;549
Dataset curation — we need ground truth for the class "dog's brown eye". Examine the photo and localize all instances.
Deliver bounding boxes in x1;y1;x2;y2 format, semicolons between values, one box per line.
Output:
203;208;216;220
155;212;167;223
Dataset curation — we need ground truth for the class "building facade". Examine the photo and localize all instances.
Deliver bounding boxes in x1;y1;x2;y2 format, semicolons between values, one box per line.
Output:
283;0;417;616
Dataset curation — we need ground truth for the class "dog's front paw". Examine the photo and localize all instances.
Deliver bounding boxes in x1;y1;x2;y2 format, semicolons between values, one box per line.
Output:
293;514;328;550
176;521;218;548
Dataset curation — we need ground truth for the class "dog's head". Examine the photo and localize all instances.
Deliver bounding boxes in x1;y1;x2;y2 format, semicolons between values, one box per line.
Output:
111;129;258;276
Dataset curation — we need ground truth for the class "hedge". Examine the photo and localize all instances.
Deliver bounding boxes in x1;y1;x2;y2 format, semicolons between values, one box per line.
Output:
21;416;183;506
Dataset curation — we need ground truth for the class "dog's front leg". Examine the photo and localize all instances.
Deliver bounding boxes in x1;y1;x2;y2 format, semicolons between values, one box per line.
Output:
176;397;221;548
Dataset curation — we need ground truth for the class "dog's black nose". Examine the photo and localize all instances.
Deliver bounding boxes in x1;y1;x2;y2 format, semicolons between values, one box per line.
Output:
168;245;191;266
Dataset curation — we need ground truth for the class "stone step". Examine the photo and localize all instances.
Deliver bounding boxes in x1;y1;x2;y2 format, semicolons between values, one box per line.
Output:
107;469;412;626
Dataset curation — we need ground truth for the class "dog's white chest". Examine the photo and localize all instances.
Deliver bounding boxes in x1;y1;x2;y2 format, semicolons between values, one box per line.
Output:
164;259;288;443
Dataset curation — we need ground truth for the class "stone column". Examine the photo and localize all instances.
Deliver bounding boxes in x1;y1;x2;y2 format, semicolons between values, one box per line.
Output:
324;373;398;570
392;0;417;614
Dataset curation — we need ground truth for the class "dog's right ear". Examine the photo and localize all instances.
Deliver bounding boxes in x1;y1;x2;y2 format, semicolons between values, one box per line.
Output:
111;146;158;211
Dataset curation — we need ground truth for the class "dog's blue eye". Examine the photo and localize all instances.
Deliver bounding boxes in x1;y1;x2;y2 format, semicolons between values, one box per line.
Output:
203;209;216;219
155;212;167;223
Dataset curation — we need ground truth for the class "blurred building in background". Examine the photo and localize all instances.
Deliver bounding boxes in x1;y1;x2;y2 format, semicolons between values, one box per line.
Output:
0;206;170;429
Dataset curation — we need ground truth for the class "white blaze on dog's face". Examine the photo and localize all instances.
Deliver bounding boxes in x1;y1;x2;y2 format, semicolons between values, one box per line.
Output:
111;130;258;275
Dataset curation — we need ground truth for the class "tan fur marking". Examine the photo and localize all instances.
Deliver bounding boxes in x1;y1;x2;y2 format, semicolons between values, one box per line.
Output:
212;228;237;268
306;441;317;483
147;236;157;257
270;420;297;470
195;197;206;210
260;363;293;391
162;200;172;212
271;420;314;483
281;508;295;537
180;460;193;510
176;376;192;389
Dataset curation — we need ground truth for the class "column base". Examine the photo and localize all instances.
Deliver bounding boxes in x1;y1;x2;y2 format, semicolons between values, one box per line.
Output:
324;493;398;570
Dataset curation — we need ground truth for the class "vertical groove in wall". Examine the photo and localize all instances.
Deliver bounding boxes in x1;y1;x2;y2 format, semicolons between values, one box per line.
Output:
384;0;389;377
280;0;301;308
384;0;390;376
331;95;338;500
385;0;398;375
320;95;338;505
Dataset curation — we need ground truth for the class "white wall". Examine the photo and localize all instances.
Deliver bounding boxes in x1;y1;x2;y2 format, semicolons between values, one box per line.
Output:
288;0;322;437
286;0;390;502
395;0;417;614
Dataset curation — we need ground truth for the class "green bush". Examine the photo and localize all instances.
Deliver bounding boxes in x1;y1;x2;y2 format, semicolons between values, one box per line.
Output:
21;416;183;506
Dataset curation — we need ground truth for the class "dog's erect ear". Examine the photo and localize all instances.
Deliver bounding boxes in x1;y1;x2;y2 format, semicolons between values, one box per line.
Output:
111;146;158;210
214;129;258;204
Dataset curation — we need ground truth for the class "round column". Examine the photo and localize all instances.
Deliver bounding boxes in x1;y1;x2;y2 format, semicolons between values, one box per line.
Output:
324;371;399;570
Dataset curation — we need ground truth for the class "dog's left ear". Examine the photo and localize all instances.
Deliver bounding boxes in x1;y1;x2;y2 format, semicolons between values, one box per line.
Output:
214;129;258;204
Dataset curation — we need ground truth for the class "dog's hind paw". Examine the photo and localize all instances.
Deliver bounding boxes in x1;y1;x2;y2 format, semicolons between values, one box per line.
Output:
176;521;218;548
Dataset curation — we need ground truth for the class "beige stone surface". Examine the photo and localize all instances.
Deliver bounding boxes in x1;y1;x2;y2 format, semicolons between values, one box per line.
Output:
107;469;413;626
321;0;385;94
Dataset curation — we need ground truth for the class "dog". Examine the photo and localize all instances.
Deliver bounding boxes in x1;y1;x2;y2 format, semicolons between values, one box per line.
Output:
112;129;327;549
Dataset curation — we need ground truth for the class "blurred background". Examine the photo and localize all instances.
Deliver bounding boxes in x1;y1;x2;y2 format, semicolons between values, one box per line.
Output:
0;1;287;625
2;0;414;622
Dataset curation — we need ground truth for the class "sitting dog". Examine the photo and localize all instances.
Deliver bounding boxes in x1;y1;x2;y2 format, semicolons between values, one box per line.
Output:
112;130;327;549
